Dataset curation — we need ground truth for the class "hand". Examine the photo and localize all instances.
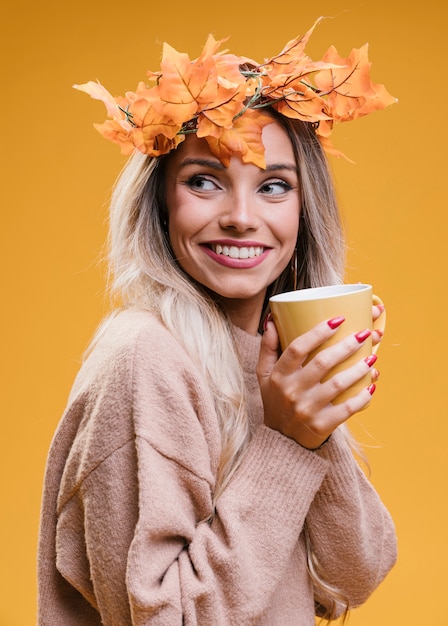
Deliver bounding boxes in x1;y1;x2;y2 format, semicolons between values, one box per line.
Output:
257;317;378;450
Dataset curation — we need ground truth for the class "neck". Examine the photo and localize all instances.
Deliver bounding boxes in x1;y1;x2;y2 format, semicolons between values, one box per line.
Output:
218;297;264;335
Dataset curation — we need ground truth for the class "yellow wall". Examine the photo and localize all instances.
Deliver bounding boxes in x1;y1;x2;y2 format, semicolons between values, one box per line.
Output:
1;1;446;624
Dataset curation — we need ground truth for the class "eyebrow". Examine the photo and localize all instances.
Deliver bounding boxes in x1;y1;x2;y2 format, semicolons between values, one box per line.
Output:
178;158;225;171
178;158;297;173
264;163;298;173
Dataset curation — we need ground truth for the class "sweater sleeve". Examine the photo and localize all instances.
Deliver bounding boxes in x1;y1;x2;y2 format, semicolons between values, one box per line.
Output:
55;316;333;625
305;427;398;614
127;425;329;625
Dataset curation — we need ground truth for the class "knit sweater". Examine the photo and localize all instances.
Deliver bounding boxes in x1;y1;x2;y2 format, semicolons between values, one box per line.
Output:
38;308;397;625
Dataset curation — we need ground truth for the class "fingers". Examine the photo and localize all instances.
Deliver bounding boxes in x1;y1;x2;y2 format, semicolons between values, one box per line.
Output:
307;328;372;384
372;303;385;322
258;314;383;450
256;317;280;384
274;316;347;375
317;384;376;436
318;351;377;407
278;320;372;390
372;327;384;347
268;380;376;451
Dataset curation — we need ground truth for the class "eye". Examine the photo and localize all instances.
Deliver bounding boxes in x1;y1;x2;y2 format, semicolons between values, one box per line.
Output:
259;180;293;195
185;175;220;192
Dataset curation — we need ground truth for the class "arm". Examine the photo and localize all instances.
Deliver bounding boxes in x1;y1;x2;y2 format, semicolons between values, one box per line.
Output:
257;314;397;614
55;315;331;625
308;428;397;611
127;425;329;625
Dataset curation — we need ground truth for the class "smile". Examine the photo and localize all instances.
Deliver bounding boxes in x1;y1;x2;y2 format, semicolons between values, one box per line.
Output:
211;244;265;259
202;242;270;269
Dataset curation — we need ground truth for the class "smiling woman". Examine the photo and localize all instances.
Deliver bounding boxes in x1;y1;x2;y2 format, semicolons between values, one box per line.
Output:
38;25;397;626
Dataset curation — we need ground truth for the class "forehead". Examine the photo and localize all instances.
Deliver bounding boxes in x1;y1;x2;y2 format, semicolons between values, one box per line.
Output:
168;120;296;170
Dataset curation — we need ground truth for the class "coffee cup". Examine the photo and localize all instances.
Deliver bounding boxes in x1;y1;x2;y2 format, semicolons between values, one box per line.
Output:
269;284;386;404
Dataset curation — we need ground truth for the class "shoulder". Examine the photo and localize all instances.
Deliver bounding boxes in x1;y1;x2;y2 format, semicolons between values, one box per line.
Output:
89;307;180;359
72;307;194;396
62;307;204;467
57;308;217;504
73;307;216;455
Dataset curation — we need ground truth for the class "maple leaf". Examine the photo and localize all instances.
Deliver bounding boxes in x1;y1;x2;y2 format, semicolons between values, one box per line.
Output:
201;108;273;168
271;82;328;122
266;17;322;71
93;119;135;155
73;81;124;120
151;42;219;123
198;84;248;128
197;53;251;128
315;119;355;162
135;126;184;156
314;45;397;121
196;33;229;61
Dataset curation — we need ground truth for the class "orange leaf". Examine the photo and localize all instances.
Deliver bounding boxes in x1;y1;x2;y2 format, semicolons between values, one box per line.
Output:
267;17;322;71
73;81;123;120
271;82;328;122
203;108;273;168
151;42;220;123
199;86;248;128
314;45;397;121
93;120;135;155
196;34;229;61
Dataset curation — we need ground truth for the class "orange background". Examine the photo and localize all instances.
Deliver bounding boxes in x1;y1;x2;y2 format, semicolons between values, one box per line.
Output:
1;1;447;624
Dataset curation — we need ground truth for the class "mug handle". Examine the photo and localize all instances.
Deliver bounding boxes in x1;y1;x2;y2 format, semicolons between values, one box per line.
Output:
372;294;386;354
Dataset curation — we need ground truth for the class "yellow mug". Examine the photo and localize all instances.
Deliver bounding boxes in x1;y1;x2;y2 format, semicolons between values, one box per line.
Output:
269;284;386;404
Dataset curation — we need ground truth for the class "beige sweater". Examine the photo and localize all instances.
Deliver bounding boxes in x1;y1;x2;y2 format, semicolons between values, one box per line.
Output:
38;308;397;625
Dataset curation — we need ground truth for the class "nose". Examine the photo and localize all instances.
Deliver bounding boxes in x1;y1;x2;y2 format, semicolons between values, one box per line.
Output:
218;191;260;232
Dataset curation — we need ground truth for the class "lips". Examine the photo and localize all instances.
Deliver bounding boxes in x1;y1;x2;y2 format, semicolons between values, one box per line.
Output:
202;241;270;268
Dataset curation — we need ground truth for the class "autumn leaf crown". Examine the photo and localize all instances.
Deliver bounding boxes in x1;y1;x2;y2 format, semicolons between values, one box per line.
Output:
74;19;396;168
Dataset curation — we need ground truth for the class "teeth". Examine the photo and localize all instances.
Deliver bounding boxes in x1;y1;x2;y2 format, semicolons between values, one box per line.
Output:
212;244;263;259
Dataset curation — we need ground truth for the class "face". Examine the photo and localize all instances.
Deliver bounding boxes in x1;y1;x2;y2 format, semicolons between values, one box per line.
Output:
164;120;301;330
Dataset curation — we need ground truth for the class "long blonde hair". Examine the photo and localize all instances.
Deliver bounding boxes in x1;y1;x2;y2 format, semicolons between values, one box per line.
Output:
106;116;348;620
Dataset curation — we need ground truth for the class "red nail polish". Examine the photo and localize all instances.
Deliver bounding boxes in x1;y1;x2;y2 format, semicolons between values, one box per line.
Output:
368;383;376;395
374;329;384;338
355;329;371;343
364;354;378;368
328;316;345;329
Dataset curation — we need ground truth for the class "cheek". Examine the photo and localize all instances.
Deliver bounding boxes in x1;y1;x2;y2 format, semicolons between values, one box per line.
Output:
166;196;206;258
166;188;191;244
279;206;301;250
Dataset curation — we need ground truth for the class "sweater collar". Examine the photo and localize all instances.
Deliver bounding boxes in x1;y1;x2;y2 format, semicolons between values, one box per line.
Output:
231;325;262;375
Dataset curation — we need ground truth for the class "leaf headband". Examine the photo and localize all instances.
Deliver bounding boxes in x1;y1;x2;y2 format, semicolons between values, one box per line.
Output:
74;18;396;168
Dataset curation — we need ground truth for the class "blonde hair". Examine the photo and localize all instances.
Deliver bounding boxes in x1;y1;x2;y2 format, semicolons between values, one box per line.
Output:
105;117;348;620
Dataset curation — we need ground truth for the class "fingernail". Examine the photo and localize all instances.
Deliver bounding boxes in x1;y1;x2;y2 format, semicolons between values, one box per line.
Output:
368;383;376;395
364;354;378;368
355;329;371;343
376;304;385;313
328;316;345;329
263;312;273;332
374;329;384;338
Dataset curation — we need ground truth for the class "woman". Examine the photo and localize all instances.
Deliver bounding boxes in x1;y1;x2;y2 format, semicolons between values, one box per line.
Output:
38;24;397;625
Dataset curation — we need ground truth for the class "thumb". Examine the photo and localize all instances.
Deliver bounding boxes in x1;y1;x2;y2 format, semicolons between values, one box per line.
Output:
256;319;281;386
